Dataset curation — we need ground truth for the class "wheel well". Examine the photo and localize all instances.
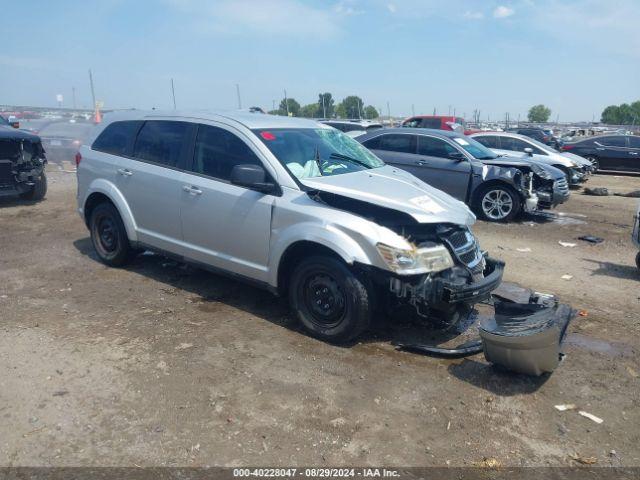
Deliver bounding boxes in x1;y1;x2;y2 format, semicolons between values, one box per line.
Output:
277;241;345;295
83;192;114;226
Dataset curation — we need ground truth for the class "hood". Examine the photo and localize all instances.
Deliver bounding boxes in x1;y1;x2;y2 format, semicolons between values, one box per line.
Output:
491;148;574;167
482;154;565;180
299;165;475;226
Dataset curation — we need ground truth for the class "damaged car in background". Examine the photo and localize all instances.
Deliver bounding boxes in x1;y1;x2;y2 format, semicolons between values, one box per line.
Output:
358;128;569;222
77;111;572;375
0;124;47;201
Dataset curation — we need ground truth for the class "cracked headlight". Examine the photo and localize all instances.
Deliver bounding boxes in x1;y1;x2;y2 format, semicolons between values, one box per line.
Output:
376;243;454;275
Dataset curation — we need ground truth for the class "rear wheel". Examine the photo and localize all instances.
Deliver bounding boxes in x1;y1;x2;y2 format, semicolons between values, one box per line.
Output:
475;184;521;222
19;173;47;201
585;155;599;172
288;255;372;343
89;202;134;267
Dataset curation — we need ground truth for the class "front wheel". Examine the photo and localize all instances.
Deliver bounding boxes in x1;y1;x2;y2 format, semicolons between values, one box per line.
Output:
288;255;372;343
475;184;521;222
585;155;599;172
19;173;47;201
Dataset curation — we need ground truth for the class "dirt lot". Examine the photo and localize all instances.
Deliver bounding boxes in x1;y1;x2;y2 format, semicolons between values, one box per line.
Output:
1;168;639;467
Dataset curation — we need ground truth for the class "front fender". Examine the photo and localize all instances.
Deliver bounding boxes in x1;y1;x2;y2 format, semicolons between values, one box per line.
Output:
268;222;376;287
82;179;138;242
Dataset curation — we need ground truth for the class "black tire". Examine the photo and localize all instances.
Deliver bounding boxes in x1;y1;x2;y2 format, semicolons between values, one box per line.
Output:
19;173;47;201
636;252;640;271
474;184;522;222
89;202;133;267
288;255;372;343
585;155;599;172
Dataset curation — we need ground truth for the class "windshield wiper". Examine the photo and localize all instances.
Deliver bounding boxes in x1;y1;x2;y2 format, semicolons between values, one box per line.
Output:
313;146;324;176
328;152;371;169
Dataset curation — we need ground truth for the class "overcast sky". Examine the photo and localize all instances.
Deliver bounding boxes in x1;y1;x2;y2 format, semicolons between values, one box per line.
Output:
1;0;639;121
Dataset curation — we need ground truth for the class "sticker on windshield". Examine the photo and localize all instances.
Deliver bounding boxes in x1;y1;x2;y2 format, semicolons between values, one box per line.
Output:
453;138;469;146
410;195;445;213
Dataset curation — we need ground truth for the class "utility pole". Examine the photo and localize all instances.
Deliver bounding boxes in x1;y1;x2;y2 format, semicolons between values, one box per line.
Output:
236;83;242;109
359;98;363;119
453;107;456;117
72;87;76;110
386;101;391;122
412;104;415;116
171;78;177;109
88;69;96;111
284;89;289;116
321;95;326;118
433;107;436;115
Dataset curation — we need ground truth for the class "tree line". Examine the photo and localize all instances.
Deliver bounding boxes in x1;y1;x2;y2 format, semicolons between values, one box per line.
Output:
269;93;379;119
601;101;640;125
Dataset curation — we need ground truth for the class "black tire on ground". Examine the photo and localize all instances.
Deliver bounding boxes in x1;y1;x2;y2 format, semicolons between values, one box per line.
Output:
585;155;599;172
474;184;522;223
19;173;47;201
89;202;134;267
288;255;372;343
636;252;640;271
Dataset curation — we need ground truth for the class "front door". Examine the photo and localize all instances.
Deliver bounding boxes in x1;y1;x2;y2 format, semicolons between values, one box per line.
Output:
180;123;274;283
594;136;629;171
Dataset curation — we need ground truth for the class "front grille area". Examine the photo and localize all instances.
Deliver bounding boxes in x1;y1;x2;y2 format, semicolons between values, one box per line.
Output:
555;177;569;195
0;161;14;186
438;226;484;274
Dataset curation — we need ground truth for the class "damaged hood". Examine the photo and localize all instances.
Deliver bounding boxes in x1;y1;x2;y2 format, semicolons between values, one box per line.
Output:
299;165;475;226
482;155;565;180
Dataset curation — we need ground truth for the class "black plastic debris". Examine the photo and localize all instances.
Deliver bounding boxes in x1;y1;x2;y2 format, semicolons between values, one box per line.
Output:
578;235;604;244
583;187;609;196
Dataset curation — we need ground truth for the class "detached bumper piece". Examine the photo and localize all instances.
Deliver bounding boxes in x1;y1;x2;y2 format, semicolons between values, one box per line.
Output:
479;295;574;376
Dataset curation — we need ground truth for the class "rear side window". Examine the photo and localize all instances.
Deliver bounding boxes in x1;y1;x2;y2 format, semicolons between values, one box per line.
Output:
422;118;441;129
628;136;640;148
133;121;190;167
378;134;416;154
474;135;499;149
361;136;381;150
500;137;531;152
92;121;142;156
192;124;261;181
596;136;626;147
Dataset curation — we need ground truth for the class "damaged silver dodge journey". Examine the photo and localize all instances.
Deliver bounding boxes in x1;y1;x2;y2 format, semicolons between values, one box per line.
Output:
77;111;504;343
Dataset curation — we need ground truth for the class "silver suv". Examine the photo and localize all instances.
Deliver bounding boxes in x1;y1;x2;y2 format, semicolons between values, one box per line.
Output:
77;111;503;342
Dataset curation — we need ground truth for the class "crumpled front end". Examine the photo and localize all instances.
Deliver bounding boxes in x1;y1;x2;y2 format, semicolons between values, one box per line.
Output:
0;137;46;197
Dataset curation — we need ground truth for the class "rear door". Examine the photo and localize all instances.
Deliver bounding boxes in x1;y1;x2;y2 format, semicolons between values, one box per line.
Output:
121;120;193;254
593;136;629;171
363;133;420;175
179;123;274;282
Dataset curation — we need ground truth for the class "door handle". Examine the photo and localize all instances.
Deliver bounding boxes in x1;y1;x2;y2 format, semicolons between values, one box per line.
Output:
182;185;202;195
117;168;133;176
416;161;428;166
630;151;638;155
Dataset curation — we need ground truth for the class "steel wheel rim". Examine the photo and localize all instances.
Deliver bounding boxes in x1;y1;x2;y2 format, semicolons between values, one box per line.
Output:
95;215;118;254
302;273;346;328
482;189;513;220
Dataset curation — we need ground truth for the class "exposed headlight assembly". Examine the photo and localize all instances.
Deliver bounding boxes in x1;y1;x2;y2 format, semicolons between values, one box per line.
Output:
529;163;552;180
376;243;454;275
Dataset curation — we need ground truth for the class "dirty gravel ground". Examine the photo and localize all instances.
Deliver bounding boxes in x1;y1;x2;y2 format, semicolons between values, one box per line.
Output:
1;168;639;467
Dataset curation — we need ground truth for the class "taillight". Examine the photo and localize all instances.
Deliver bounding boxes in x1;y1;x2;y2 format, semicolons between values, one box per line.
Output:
75;152;82;166
561;145;574;151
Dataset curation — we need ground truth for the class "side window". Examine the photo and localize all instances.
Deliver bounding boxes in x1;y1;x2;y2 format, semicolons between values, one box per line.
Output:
133;121;190;167
628;136;640;149
92;121;142;156
378;134;416;154
597;136;626;147
403;119;420;128
422;118;441;129
500;137;530;152
362;136;381;150
192;124;261;181
474;136;499;149
417;136;458;158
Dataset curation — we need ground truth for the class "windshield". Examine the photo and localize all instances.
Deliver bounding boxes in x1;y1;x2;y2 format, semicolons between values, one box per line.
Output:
451;136;498;160
253;127;385;179
0;115;8;126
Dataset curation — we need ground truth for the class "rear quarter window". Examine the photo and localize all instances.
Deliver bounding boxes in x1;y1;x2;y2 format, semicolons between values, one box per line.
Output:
92;121;142;156
132;120;191;168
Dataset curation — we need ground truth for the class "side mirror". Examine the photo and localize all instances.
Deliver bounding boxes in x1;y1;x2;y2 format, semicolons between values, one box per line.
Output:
230;164;277;194
448;151;465;161
524;147;533;156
